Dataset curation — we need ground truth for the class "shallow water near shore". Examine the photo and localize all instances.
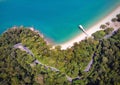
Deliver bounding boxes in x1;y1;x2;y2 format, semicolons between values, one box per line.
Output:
0;0;120;44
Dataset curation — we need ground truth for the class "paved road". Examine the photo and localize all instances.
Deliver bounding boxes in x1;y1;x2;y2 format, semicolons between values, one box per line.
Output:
14;43;34;56
13;26;120;82
84;58;93;72
84;28;120;72
13;43;74;82
84;40;102;72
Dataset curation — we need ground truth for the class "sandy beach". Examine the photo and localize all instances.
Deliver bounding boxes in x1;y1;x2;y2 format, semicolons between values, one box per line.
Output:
57;6;120;50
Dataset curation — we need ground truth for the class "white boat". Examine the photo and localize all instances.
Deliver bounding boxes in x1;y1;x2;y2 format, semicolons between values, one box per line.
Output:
78;25;88;35
79;25;84;29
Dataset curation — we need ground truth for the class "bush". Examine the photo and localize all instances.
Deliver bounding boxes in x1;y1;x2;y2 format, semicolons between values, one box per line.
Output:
92;30;106;40
104;27;114;34
100;24;107;29
111;18;117;22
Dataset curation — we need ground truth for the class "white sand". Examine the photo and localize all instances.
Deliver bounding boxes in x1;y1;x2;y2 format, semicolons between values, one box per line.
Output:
58;6;120;50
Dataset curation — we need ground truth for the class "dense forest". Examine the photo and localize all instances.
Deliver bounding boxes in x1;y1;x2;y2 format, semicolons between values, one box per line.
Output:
0;14;120;85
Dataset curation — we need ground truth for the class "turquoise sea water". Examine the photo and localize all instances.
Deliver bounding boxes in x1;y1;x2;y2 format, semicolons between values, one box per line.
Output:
0;0;120;44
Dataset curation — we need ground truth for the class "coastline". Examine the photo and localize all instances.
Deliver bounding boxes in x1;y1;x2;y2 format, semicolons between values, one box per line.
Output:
57;6;120;50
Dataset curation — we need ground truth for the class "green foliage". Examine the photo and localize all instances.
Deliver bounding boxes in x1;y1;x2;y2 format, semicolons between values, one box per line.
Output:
111;29;120;40
100;24;107;29
111;18;117;22
104;27;114;34
0;27;69;85
83;29;120;85
0;46;35;85
0;27;120;85
92;30;106;40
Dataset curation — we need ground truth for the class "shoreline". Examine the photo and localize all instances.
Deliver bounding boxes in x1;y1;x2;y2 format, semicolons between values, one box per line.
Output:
57;6;120;50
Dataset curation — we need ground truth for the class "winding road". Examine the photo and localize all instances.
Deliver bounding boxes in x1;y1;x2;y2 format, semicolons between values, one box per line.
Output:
84;26;120;72
13;43;73;82
13;26;119;82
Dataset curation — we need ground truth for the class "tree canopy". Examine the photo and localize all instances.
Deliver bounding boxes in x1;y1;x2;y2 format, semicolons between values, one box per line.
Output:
0;26;120;85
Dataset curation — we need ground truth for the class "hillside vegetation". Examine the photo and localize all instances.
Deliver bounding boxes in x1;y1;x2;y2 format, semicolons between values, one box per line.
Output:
0;14;120;85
